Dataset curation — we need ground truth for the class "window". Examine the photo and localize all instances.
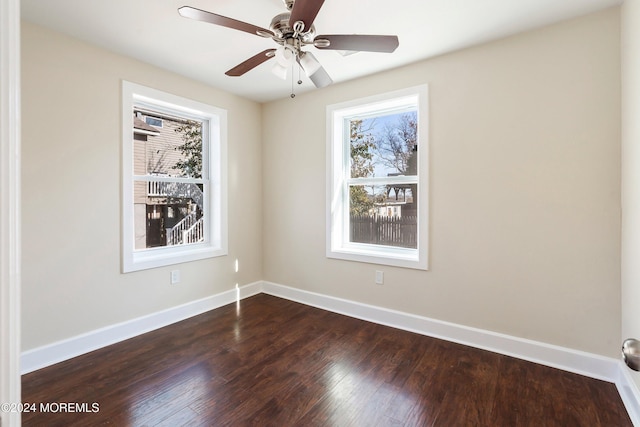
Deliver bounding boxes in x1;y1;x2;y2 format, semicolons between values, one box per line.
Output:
145;116;163;128
327;85;428;270
122;81;227;272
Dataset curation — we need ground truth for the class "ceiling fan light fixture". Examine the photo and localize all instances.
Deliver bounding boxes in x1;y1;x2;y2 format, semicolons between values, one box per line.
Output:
299;51;321;76
298;51;332;88
275;45;295;67
309;66;333;88
271;62;289;80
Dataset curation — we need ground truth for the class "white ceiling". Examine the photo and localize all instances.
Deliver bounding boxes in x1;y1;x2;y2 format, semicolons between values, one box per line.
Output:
21;0;621;103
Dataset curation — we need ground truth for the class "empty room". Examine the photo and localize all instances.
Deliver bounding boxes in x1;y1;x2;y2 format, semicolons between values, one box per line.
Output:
3;0;640;425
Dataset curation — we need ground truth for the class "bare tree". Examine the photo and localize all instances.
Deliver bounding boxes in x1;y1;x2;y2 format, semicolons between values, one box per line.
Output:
375;112;417;175
147;148;170;175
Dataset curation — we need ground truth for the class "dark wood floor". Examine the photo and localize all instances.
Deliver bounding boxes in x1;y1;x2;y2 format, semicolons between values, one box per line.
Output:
22;294;631;426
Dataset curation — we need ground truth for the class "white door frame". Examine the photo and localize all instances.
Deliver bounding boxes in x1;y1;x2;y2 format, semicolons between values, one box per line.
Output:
0;0;22;426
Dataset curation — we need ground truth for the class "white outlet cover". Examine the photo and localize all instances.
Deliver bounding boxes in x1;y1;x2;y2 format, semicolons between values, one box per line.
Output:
171;270;181;284
375;271;384;285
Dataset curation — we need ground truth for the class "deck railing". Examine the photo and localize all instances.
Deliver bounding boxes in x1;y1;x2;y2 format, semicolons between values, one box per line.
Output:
166;212;197;245
183;218;204;244
148;181;204;211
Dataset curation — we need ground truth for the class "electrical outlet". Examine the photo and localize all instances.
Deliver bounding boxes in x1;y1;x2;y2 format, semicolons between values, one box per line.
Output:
170;270;181;284
375;270;384;285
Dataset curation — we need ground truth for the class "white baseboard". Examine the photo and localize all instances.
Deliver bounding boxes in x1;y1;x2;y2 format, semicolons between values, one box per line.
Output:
616;362;640;426
20;279;640;425
21;281;262;374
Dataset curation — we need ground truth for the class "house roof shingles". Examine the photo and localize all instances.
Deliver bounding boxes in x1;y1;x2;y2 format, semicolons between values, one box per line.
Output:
134;116;160;133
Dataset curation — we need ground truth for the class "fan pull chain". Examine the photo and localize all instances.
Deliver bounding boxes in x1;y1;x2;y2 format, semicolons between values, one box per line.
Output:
290;61;304;98
290;62;295;98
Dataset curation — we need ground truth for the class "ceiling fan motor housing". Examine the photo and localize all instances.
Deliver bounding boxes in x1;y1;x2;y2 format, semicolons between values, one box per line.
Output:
269;12;315;42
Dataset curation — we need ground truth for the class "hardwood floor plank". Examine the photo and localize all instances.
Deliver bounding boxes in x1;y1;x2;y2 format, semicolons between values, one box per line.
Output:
427;345;499;426
22;294;632;426
489;354;528;426
105;362;225;426
153;406;202;427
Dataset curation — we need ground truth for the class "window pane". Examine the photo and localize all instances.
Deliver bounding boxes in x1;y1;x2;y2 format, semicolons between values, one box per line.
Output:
133;106;203;179
349;184;417;249
134;182;205;249
350;110;418;179
145;116;163;127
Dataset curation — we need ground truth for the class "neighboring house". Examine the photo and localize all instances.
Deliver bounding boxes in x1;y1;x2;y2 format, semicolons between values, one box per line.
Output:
133;109;204;249
376;180;415;218
373;201;405;218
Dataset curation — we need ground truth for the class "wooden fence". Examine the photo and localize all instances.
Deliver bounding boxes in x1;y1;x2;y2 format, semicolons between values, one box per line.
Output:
350;214;417;249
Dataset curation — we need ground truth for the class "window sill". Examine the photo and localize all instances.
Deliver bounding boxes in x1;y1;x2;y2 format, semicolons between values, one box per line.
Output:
327;244;427;270
123;243;226;273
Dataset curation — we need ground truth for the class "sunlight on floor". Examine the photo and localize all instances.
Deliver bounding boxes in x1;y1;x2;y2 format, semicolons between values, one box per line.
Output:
126;363;213;425
324;360;421;422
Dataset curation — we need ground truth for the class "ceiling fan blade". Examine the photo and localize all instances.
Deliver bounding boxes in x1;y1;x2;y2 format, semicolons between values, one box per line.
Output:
225;49;276;76
314;34;399;53
288;0;325;32
178;6;274;38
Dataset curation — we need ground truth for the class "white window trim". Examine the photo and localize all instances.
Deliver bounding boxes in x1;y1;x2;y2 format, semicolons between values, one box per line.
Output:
326;85;429;270
121;81;228;272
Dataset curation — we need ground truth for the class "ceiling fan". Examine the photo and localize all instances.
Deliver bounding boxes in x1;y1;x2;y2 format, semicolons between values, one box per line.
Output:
178;0;399;90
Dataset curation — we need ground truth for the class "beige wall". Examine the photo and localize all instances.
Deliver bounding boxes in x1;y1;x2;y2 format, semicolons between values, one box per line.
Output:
622;0;640;387
21;22;263;351
263;8;621;357
21;8;622;359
